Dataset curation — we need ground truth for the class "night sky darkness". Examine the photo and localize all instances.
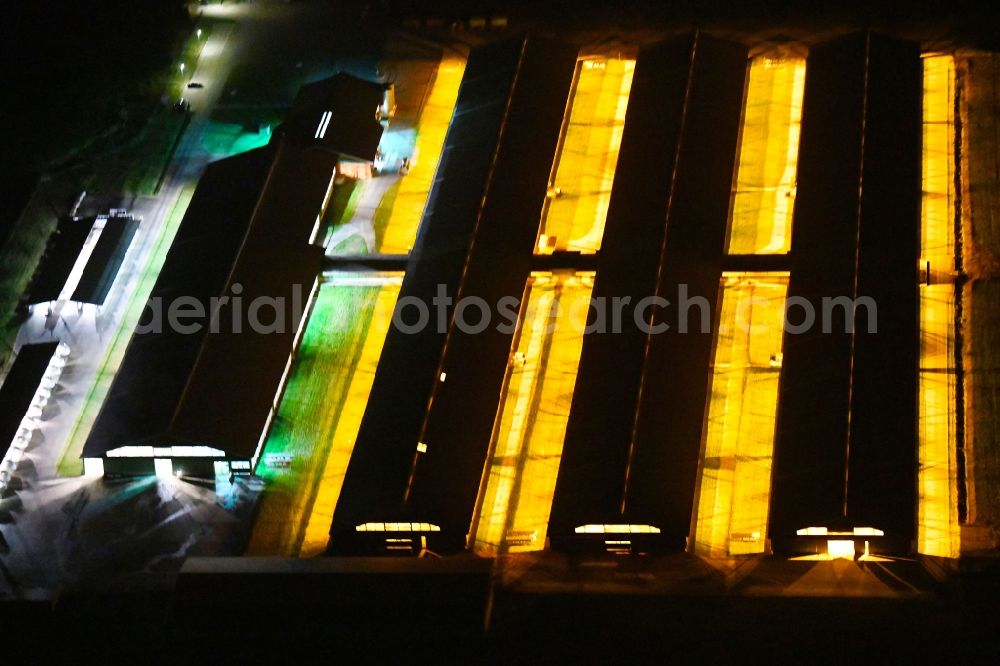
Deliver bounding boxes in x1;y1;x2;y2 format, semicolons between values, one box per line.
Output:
3;1;190;180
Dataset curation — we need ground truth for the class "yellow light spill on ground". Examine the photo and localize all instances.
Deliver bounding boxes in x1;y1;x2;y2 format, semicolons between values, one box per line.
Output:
918;55;961;558
536;59;634;255
473;272;594;554
693;272;789;557
727;56;806;255
298;278;401;555
244;275;401;557
378;57;466;254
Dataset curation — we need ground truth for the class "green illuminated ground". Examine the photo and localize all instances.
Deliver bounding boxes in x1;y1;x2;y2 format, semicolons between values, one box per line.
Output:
245;283;381;556
199;120;273;159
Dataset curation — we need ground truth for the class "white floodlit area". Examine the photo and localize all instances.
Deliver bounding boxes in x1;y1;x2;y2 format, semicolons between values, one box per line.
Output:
57;217;107;302
355;522;442;532
0;342;70;493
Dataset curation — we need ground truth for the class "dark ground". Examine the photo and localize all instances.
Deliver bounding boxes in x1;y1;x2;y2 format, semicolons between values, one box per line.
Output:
3;567;1000;663
2;1;193;181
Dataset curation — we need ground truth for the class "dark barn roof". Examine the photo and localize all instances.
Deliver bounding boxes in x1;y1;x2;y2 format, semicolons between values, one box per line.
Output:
83;148;274;457
0;343;57;462
168;141;332;458
72;214;139;305
285;73;385;160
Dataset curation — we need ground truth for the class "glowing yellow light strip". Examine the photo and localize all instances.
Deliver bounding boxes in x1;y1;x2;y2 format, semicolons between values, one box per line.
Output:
918;55;961;558
473;272;595;554
536;58;634;255
727;56;806;255
299;279;402;556
693;272;789;557
379;57;466;254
